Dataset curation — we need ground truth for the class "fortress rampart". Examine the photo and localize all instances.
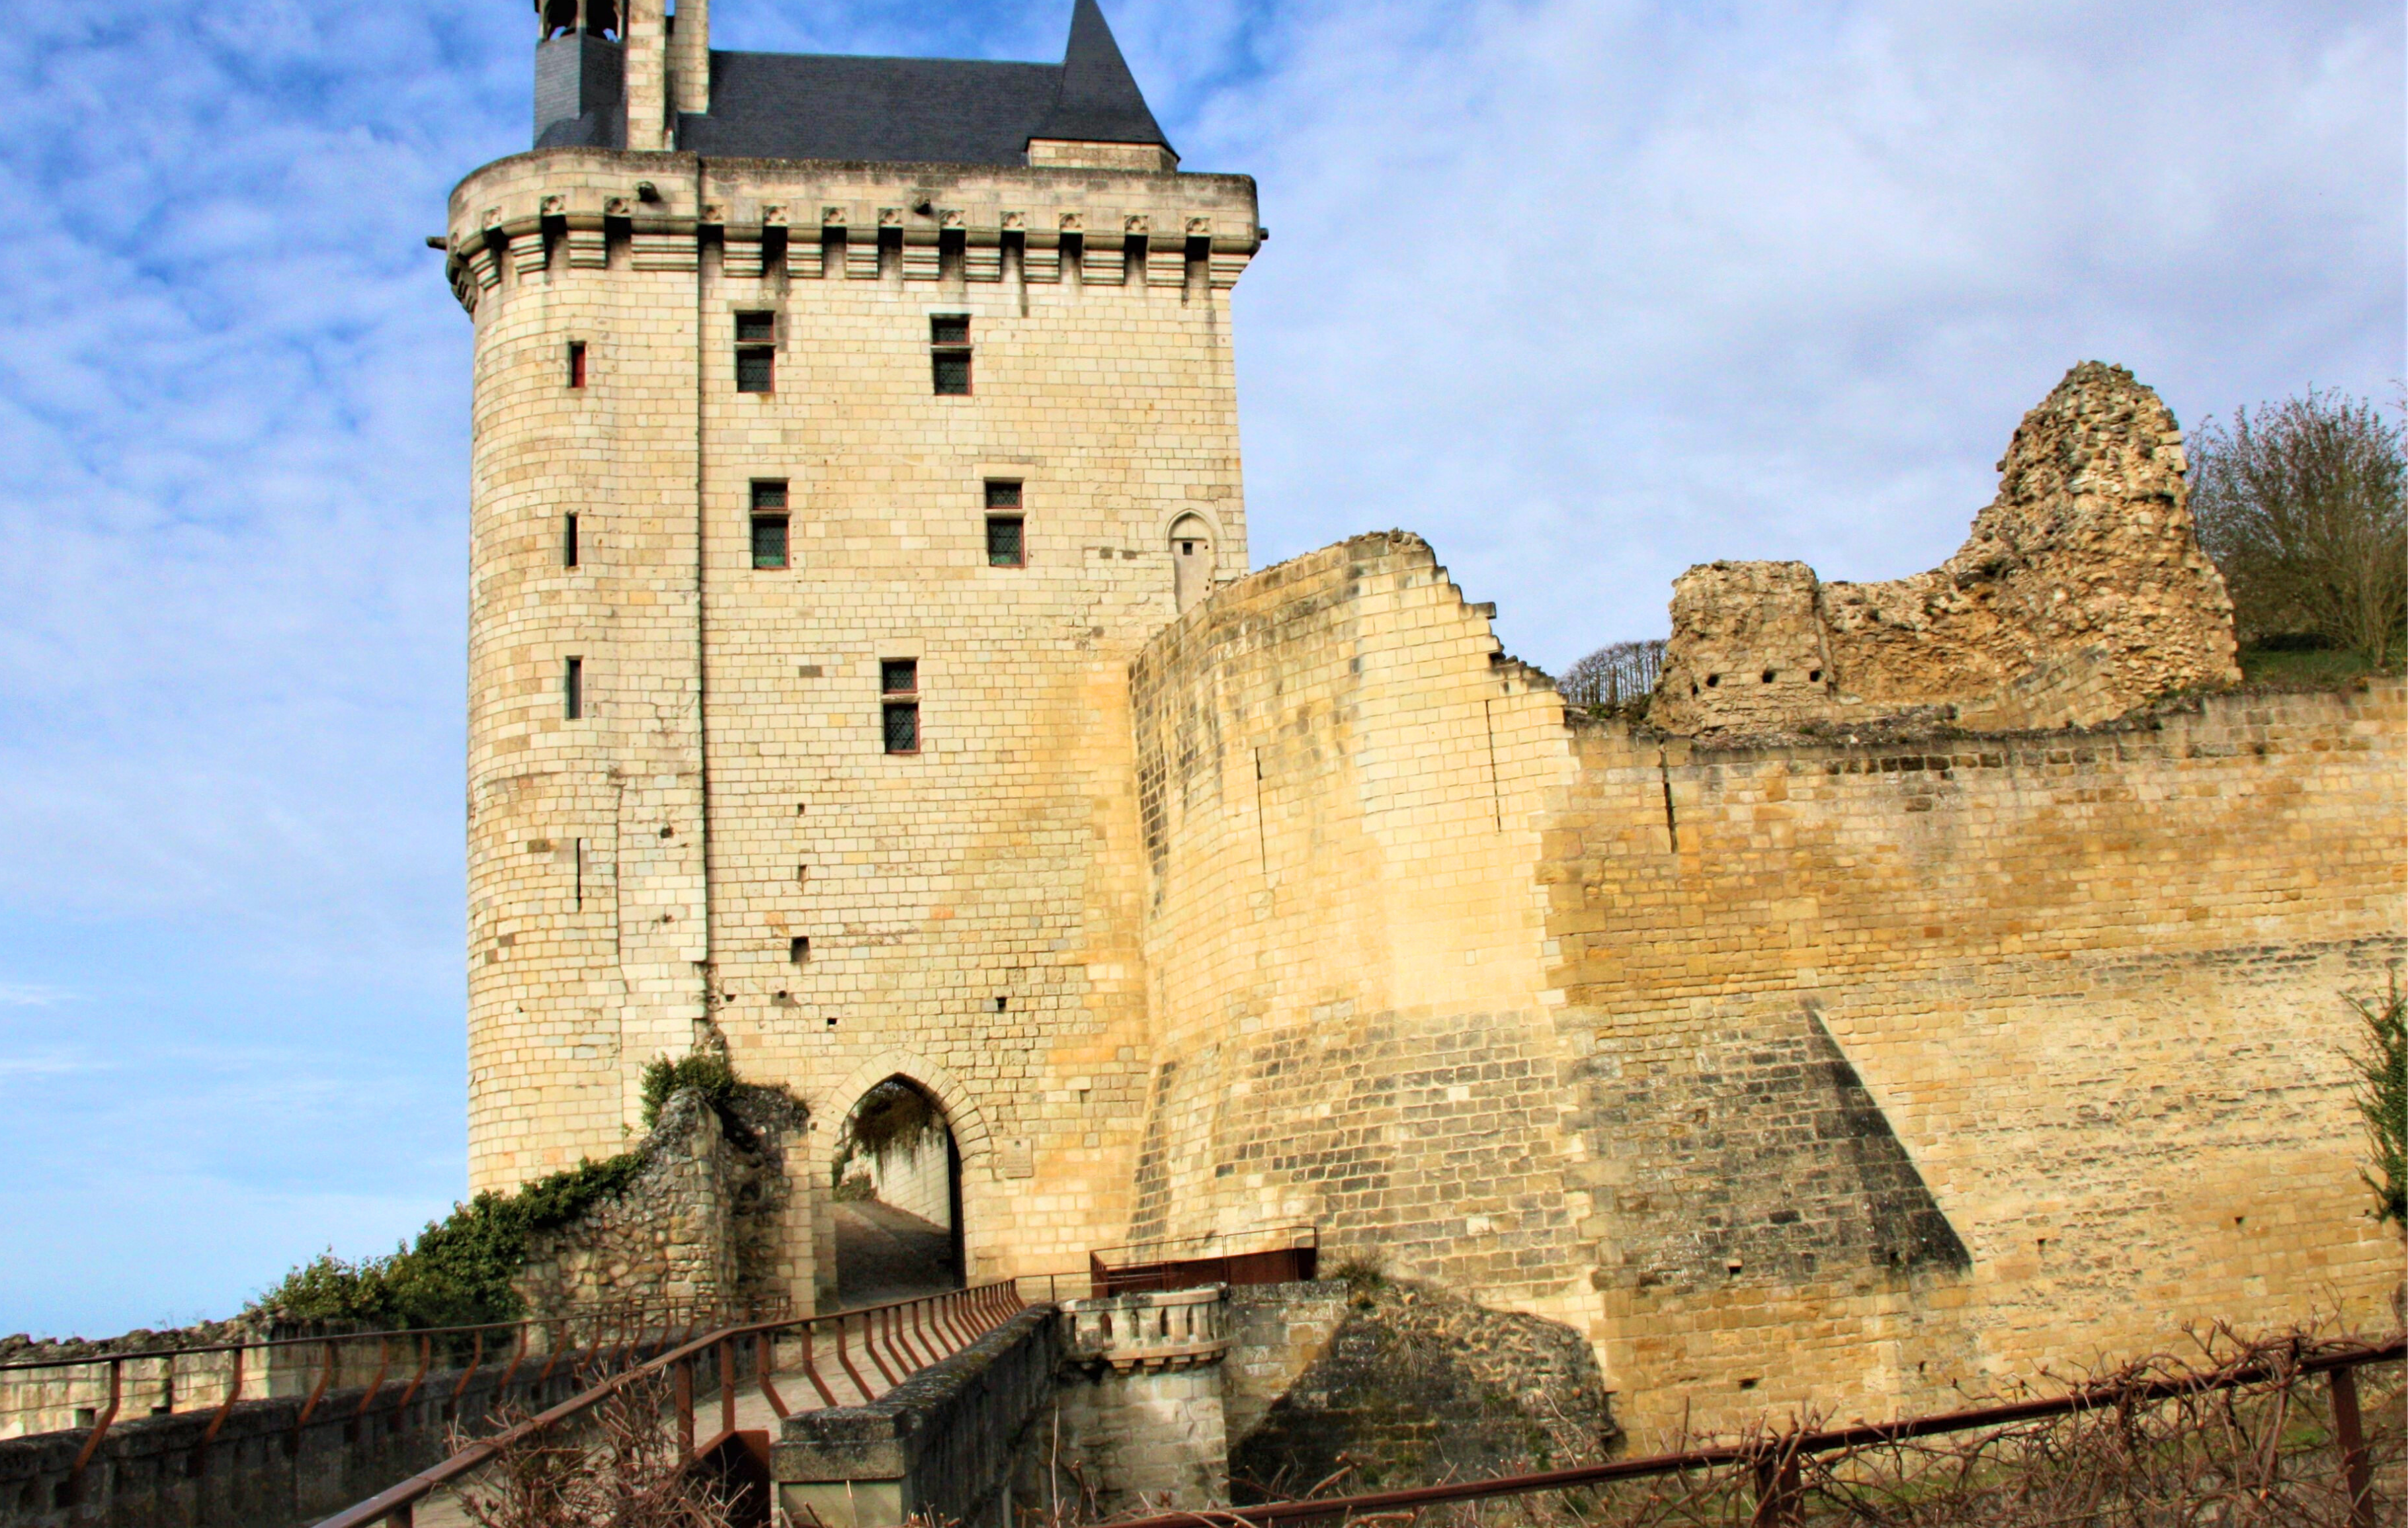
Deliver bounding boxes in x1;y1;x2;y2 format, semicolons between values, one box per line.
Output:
1129;531;2404;1437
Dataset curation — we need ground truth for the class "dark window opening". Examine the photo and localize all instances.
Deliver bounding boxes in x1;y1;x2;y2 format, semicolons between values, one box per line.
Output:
736;347;774;393
751;481;790;569
752;515;789;569
563;513;579;568
790;936;810;963
567;341;587;388
883;702;919;754
985;480;1021;509
931;315;972;396
564;657;583;720
735;310;776;343
1761;669;1776;683
882;658;918;695
1705;673;1720;688
987;516;1024;568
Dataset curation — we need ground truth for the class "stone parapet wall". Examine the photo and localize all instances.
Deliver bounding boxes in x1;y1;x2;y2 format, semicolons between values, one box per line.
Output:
1653;363;2242;736
776;1306;1061;1528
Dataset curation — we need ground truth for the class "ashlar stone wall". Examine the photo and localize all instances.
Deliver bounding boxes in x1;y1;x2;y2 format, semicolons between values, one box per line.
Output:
1128;533;1593;1323
448;143;1262;1298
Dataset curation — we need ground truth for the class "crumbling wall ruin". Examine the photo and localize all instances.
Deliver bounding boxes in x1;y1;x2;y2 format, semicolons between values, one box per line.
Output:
1653;362;2242;735
514;1085;809;1320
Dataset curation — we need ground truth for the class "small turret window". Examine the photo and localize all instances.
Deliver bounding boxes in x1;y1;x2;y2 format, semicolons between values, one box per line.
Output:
566;341;587;388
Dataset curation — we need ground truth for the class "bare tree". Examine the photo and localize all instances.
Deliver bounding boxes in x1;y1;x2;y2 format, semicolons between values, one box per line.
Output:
447;1375;738;1528
2190;388;2406;667
1559;640;1666;713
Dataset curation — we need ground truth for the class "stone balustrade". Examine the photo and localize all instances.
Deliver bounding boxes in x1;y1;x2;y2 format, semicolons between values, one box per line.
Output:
1061;1285;1230;1374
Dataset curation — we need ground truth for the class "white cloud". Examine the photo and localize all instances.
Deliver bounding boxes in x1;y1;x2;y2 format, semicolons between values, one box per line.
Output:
0;0;2394;1334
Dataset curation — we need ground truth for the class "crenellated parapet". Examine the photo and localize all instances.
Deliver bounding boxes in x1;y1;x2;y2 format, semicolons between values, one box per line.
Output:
443;149;1263;314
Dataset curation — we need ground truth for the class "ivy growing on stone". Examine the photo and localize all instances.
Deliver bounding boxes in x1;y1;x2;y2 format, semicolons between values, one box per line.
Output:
249;1153;645;1330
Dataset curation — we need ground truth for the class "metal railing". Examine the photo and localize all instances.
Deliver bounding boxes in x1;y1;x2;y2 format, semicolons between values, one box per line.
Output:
1106;1334;2404;1528
1089;1225;1319;1296
315;1280;1028;1528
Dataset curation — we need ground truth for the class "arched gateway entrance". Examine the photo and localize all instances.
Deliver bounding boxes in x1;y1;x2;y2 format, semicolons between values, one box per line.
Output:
830;1076;965;1306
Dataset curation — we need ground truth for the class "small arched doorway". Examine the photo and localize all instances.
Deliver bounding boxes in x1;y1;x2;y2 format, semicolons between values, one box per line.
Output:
831;1076;964;1306
1169;512;1216;613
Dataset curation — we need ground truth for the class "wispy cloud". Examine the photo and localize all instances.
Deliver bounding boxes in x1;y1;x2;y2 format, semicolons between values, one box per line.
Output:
0;0;2395;1336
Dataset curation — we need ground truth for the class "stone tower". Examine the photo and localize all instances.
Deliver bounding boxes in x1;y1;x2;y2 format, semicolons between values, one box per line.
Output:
446;0;1261;1306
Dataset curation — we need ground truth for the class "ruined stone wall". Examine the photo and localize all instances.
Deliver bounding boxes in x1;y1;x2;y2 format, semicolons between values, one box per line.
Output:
515;1085;809;1318
1653;363;2242;735
1128;534;1591;1318
1546;685;2405;1439
448;146;1263;1297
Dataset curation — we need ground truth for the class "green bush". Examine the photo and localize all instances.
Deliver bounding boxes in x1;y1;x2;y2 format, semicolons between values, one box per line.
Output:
251;1154;645;1329
2348;979;2407;1227
639;1053;739;1128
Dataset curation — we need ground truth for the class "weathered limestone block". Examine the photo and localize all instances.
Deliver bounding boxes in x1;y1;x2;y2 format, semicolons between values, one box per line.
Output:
1654;362;2242;734
514;1084;806;1319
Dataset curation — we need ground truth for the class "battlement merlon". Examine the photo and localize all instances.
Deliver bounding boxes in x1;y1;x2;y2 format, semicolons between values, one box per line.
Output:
440;151;1262;314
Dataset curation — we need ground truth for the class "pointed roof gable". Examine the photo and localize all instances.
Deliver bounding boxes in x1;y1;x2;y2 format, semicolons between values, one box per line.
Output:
612;0;1175;166
1034;0;1176;153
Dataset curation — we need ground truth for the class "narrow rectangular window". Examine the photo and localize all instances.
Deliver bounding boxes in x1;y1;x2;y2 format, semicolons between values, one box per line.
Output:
567;341;587;388
563;657;583;720
931;315;972;396
882;658;919;754
984;480;1023;565
789;935;810;964
750;481;789;570
563;513;579;568
735;312;776;394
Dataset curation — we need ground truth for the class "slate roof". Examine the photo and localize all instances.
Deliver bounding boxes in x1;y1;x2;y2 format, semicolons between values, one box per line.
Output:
537;0;1175;166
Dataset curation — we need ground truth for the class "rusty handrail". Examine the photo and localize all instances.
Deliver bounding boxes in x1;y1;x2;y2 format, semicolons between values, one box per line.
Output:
314;1280;1028;1528
1099;1336;2408;1528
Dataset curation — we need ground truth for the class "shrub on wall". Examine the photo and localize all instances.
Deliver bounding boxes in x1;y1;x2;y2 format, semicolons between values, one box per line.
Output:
250;1154;645;1329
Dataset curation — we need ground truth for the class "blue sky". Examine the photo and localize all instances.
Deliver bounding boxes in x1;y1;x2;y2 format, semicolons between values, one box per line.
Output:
1;0;2398;1338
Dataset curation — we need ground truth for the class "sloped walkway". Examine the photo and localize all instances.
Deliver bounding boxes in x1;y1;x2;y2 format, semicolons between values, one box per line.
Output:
834;1201;958;1308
